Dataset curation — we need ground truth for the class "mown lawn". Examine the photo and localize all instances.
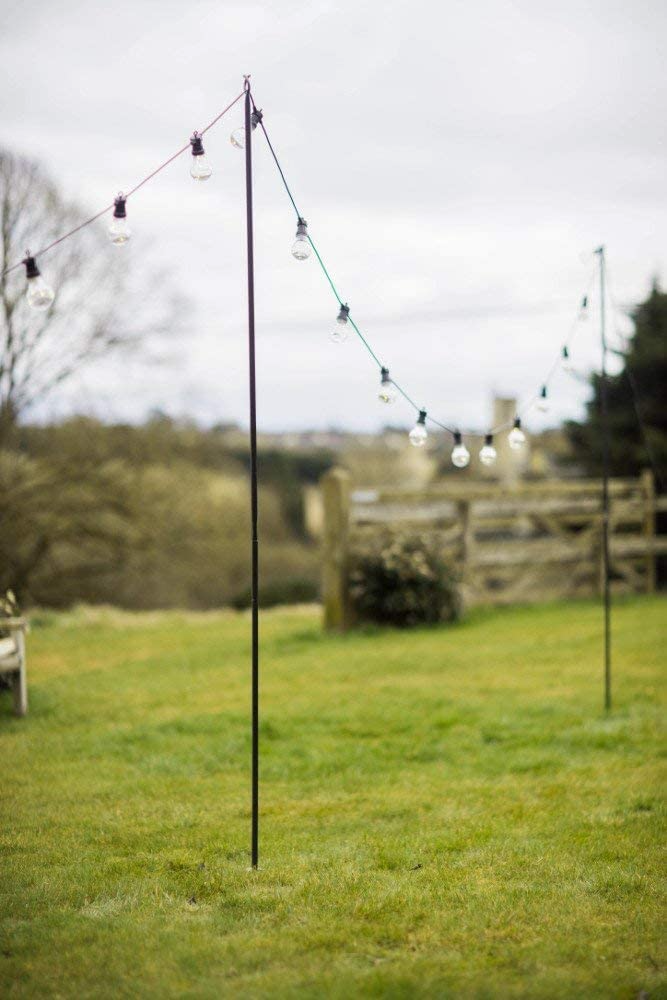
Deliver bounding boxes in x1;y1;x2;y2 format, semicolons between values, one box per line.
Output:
0;596;665;998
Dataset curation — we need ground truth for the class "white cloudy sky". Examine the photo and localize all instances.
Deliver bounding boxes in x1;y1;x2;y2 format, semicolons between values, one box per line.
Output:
1;0;665;433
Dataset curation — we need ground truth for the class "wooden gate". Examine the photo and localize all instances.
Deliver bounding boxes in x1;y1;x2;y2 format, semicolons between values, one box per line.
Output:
321;468;666;630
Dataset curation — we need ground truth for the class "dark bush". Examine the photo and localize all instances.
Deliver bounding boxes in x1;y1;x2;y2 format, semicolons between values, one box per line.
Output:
231;576;319;610
349;533;460;628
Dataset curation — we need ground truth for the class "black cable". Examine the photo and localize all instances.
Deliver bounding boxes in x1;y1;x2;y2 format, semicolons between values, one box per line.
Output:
251;108;301;219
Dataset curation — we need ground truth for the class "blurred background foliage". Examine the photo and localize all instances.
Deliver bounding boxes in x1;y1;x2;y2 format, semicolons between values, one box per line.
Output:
0;415;326;609
566;282;667;480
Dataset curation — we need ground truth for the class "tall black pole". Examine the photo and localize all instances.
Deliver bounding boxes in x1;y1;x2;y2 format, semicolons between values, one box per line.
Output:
596;245;612;711
243;78;260;867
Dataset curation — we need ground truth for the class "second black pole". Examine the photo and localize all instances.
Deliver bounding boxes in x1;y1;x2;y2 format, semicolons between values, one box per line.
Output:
243;78;260;867
596;245;612;711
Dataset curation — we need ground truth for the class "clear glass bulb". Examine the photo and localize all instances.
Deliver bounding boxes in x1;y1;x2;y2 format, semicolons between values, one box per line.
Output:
230;127;246;149
330;320;348;344
479;443;497;466
190;154;212;180
292;234;310;261
452;443;470;468
508;426;526;450
108;217;131;246
409;423;428;448
378;382;396;404
537;398;549;413
26;274;55;310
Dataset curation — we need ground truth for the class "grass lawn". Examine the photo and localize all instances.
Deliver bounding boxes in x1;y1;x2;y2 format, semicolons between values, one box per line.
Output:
1;596;665;998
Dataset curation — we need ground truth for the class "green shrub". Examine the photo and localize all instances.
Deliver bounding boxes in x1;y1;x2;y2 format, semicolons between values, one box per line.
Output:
349;533;460;627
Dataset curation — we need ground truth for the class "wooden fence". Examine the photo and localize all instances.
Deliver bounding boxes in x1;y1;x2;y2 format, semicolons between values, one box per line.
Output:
321;467;667;630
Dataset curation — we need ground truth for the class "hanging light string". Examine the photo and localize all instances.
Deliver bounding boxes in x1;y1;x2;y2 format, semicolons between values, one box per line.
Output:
252;102;389;376
1;89;246;277
489;266;598;435
5;76;609;463
251;92;453;433
250;90;591;443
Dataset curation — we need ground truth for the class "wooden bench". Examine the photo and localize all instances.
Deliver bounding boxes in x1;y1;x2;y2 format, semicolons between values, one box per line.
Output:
0;617;28;716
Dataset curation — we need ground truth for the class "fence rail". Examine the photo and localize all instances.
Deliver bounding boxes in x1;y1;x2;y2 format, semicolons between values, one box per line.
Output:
321;467;664;630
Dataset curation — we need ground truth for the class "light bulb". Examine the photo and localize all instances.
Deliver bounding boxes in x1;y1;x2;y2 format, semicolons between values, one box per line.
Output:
190;154;212;180
409;410;428;448
230;108;263;150
292;217;311;260
331;304;349;343
23;255;55;311
508;417;526;450
579;295;588;321
230;127;246;149
378;367;396;403
190;133;212;180
479;434;497;466
108;195;131;246
451;431;470;468
537;385;549;413
561;345;572;372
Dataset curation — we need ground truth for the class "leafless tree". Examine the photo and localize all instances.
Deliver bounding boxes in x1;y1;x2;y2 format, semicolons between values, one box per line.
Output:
0;148;183;442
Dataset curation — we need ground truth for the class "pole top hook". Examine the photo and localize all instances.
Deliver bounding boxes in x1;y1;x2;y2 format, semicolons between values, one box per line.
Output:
243;75;251;91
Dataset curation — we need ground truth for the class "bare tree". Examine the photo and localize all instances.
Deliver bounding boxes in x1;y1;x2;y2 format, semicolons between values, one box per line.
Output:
0;148;182;441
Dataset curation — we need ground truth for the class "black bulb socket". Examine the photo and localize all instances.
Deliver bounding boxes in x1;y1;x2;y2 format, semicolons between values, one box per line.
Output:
540;385;548;398
380;367;391;384
485;433;493;446
23;255;40;279
190;133;205;156
417;409;427;426
251;109;263;129
113;195;127;219
562;345;569;359
337;304;350;323
454;430;463;445
513;417;521;430
296;218;308;237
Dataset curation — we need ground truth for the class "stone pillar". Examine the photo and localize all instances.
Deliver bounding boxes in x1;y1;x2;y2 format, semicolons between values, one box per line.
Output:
492;396;529;484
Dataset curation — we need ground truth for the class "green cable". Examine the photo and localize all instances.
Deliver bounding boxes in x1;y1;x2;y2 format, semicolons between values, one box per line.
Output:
307;237;343;305
307;236;384;370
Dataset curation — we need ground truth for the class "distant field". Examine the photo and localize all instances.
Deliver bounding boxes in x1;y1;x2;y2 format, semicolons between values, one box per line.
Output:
1;597;665;998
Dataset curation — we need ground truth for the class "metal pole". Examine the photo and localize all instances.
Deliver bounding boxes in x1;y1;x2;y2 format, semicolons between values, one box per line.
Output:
596;245;611;711
243;78;260;867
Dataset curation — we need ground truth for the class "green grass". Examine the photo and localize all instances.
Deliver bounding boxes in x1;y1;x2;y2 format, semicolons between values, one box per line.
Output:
1;597;665;999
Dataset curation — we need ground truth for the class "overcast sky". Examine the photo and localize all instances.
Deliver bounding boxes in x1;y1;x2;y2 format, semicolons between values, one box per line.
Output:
1;0;665;433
